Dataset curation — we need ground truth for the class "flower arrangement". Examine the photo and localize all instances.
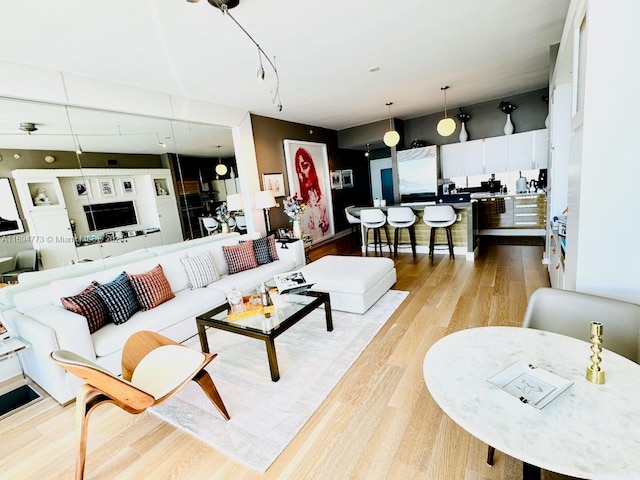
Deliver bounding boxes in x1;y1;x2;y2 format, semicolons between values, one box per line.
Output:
215;202;230;223
455;109;470;123
498;100;517;114
283;193;307;220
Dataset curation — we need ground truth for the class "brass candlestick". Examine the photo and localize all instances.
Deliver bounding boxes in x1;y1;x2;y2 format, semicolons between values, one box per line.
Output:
586;321;605;384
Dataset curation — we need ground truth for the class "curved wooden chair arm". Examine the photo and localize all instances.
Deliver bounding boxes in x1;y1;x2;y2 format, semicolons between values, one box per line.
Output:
50;350;155;411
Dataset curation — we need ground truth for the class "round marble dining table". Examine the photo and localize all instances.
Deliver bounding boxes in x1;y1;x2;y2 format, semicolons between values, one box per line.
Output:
423;326;640;480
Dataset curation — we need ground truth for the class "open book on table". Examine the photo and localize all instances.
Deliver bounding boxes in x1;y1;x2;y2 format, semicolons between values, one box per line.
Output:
273;270;315;294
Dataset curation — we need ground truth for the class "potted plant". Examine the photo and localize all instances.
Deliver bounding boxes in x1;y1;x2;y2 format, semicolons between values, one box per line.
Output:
215;202;231;233
283;193;307;238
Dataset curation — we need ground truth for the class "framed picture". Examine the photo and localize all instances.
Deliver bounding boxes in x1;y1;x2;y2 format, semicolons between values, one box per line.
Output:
262;173;285;197
98;178;115;198
0;178;25;236
341;169;354;188
283;139;335;245
121;178;135;195
73;179;91;199
330;170;343;190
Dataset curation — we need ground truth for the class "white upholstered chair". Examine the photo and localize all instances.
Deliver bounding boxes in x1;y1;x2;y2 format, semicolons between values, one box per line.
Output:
345;206;361;247
486;287;640;466
201;217;219;235
386;206;417;258
423;205;456;258
360;208;391;256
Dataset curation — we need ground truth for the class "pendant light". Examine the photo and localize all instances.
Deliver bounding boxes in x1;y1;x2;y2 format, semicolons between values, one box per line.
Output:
215;146;227;178
436;86;456;137
383;102;400;147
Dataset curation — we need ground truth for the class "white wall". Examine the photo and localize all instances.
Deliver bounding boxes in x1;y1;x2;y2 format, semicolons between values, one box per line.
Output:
557;0;640;302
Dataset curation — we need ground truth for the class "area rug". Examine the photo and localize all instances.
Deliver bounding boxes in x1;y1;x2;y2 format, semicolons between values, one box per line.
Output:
150;289;408;472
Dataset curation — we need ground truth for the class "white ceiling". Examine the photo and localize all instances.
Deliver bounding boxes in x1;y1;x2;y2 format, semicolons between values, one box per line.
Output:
0;0;570;154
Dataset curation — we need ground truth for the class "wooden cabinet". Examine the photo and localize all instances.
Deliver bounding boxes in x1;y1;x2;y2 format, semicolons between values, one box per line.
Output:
477;196;514;228
513;194;546;228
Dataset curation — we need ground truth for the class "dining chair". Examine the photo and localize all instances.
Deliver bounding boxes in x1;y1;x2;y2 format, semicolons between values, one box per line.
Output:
0;249;38;283
50;330;230;480
360;208;391;256
486;287;640;466
201;217;219;235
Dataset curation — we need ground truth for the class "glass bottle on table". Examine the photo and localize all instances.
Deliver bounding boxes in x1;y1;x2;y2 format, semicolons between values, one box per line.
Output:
227;286;245;314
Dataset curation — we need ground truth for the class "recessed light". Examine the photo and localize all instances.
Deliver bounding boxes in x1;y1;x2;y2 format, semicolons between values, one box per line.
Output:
369;67;380;73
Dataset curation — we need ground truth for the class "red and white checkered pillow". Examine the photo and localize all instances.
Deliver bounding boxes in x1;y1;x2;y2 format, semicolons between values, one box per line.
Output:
267;234;279;262
128;264;175;311
61;281;109;333
223;241;259;274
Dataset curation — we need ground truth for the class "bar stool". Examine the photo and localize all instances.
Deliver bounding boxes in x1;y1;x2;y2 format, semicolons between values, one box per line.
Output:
423;205;456;258
345;206;361;247
360;208;391;256
386;207;417;258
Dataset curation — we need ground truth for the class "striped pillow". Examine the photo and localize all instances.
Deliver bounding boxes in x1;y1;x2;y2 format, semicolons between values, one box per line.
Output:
94;272;141;325
223;241;259;274
61;281;109;333
128;264;175;310
181;251;220;289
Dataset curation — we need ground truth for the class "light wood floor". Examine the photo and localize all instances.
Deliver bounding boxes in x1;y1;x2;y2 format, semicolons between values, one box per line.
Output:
0;236;573;480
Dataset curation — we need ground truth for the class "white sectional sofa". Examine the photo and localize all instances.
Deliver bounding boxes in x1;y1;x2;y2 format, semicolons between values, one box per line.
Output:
2;232;304;404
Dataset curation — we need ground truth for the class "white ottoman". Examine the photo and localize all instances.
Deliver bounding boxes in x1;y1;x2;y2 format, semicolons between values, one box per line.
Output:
299;255;396;314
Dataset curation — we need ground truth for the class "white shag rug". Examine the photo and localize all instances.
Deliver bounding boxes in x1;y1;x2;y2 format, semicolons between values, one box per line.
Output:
150;289;408;472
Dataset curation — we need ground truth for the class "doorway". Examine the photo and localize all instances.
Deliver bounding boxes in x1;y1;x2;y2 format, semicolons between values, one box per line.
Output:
381;168;394;206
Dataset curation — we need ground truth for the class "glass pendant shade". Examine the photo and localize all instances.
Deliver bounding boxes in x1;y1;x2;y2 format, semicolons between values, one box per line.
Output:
216;163;228;176
437;117;456;137
383;130;400;147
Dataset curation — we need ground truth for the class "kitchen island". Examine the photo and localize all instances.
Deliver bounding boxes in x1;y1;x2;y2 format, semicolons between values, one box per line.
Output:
346;202;479;261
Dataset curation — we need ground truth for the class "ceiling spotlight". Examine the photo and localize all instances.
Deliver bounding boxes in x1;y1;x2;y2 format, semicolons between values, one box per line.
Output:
383;102;400;148
156;133;167;148
19;122;38;134
436;86;456;137
365;144;370;158
44;155;56;164
215;146;227;178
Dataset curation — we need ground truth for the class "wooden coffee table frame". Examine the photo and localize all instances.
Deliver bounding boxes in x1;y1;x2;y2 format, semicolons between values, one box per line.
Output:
196;290;332;381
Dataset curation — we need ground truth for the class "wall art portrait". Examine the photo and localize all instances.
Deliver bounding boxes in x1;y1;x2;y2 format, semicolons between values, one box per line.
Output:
283;139;335;244
341;169;354;188
73;179;91;199
0;177;25;236
330;170;343;190
121;178;135;195
98;178;115;198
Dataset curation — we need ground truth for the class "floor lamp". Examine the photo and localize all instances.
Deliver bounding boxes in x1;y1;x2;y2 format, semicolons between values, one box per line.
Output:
254;190;277;234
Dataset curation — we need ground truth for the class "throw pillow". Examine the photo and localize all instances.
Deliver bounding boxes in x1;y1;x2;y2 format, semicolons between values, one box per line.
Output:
94;272;141;325
60;281;109;334
180;251;221;289
267;234;279;261
222;241;259;275
245;237;272;265
128;264;175;310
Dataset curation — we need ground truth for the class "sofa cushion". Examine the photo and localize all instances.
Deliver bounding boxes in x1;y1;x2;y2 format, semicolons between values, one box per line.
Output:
60;281;109;333
267;235;279;262
94;272;141;325
180;251;220;289
128;265;175;310
222;241;259;274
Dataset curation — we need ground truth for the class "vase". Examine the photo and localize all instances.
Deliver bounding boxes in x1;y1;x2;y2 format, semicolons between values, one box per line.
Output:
459;122;468;142
504;113;514;135
292;219;302;239
221;222;230;234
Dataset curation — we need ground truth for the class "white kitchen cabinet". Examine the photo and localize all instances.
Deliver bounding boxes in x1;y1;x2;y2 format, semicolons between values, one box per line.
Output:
461;139;484;176
533;129;549;169
440;143;462;178
507;131;535;171
484;136;509;173
29;210;79;269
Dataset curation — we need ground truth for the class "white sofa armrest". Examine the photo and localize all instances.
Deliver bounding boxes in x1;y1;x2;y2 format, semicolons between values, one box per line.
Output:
21;305;96;359
276;239;305;269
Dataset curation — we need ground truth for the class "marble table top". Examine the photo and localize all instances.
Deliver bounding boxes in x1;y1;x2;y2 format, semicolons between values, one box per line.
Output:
423;326;640;480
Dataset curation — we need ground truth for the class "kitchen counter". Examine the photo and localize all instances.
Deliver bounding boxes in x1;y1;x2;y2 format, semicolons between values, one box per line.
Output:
473;192;547;236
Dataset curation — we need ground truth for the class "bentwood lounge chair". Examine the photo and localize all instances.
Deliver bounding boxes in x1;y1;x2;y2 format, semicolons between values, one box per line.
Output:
486;287;640;468
50;330;230;480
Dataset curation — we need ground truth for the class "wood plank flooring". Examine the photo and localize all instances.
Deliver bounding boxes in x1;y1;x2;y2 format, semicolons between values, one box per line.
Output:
0;236;574;480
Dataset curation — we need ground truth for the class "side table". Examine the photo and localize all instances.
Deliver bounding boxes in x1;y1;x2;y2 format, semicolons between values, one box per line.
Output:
0;337;42;418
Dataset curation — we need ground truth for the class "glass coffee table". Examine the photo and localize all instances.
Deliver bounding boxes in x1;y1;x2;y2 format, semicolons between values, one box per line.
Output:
196;289;332;381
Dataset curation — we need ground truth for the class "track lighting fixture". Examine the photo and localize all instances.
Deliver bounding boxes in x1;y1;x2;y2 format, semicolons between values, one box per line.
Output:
189;0;283;111
383;102;400;147
436;86;456;137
